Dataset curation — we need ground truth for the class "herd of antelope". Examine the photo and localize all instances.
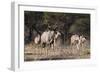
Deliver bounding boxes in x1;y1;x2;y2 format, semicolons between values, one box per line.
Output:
34;29;86;50
34;30;61;49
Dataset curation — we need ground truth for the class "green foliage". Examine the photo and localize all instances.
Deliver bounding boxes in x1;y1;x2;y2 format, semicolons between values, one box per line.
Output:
24;11;90;43
69;18;90;35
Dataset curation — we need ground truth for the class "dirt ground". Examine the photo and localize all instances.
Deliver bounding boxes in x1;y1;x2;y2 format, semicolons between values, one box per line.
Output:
24;42;90;61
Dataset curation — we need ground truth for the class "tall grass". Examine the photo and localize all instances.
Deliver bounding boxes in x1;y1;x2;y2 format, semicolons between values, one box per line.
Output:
24;42;90;61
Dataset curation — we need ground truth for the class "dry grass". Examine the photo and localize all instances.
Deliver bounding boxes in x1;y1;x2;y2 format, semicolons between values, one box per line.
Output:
24;42;90;61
